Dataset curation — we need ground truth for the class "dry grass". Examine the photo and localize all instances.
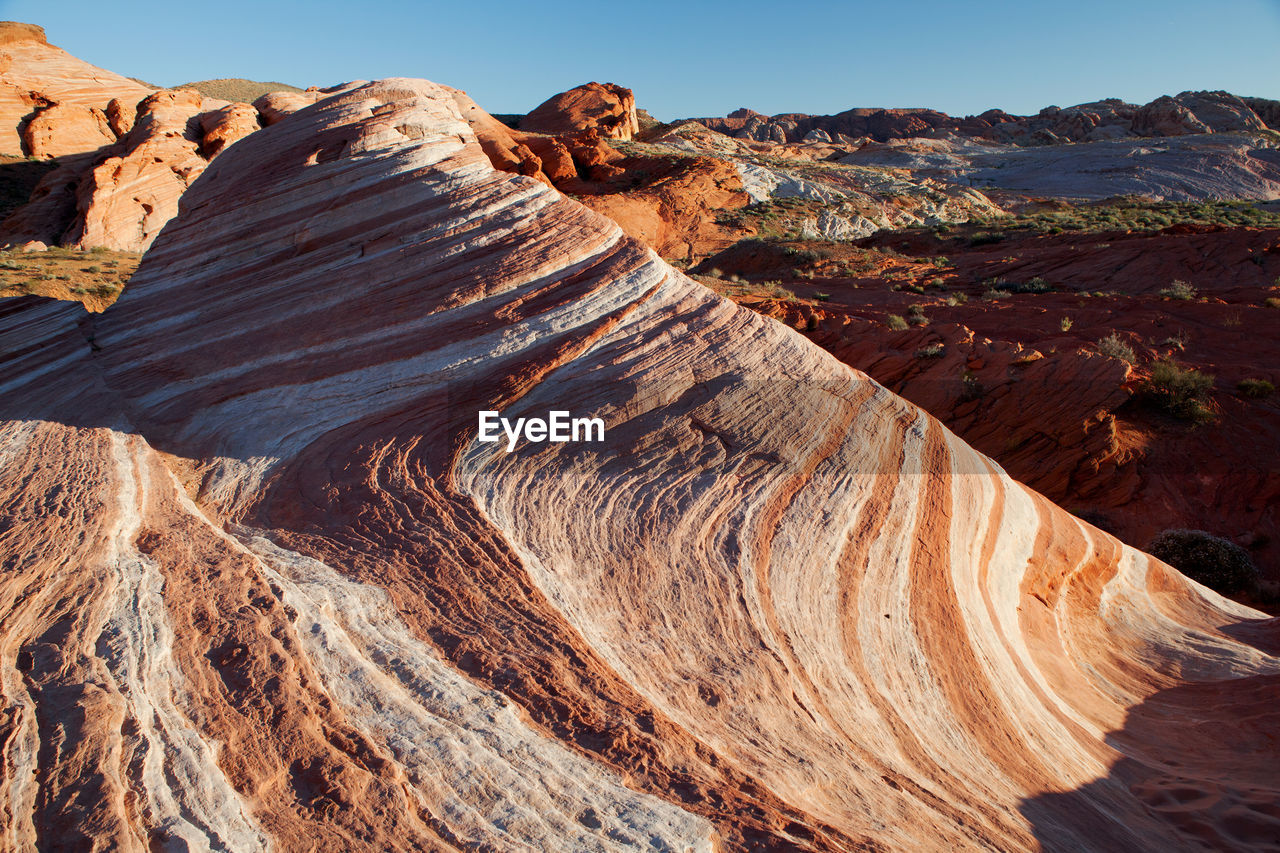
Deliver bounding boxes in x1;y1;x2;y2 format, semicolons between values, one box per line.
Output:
0;247;141;311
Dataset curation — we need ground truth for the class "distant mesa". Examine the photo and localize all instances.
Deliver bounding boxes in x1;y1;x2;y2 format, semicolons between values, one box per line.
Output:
691;90;1280;144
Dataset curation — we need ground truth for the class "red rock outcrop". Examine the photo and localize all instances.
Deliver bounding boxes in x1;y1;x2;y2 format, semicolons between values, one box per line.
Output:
0;20;152;156
694;91;1277;147
198;101;260;157
19;101;115;157
1;86;267;251
522;81;640;140
104;95;136;136
0;77;1275;851
252;89;323;125
447;88;556;187
63;89;211;251
571;151;751;262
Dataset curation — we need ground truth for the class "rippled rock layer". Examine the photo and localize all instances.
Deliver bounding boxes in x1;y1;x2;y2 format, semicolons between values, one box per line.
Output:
0;78;1276;852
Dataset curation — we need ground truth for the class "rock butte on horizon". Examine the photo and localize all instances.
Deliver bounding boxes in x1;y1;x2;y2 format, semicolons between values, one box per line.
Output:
1;76;1277;851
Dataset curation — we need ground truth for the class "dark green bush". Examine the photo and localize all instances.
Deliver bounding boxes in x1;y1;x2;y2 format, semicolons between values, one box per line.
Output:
1006;277;1053;294
1142;359;1215;423
1148;529;1259;594
1238;378;1274;398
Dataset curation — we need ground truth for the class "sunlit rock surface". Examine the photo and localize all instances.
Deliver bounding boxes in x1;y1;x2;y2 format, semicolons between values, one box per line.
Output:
0;78;1276;851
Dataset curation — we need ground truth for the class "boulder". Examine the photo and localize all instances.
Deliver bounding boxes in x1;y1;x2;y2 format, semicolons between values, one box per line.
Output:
252;89;322;125
105;96;136;137
522;82;639;141
22;102;117;158
199;102;260;157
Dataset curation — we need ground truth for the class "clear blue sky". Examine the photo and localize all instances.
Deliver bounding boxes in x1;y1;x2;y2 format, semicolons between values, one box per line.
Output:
3;0;1278;120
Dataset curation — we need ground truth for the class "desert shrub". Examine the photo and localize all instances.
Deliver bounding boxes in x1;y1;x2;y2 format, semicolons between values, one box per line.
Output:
960;370;984;401
762;281;796;300
783;246;825;264
983;288;1012;300
1159;280;1197;300
914;343;945;358
969;231;1004;246
1265;297;1280;309
906;304;926;317
814;292;831;301
1007;277;1053;294
1148;529;1259;594
1059;316;1073;331
1237;378;1275;398
1097;333;1136;364
886;314;909;330
946;293;969;306
1142;359;1215;423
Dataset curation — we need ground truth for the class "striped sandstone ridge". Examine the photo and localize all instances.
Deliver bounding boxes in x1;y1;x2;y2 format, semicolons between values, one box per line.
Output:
0;78;1275;850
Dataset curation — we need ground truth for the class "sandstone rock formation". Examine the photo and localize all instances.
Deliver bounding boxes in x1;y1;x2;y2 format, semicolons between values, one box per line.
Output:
252;89;323;125
64;89;213;251
698;223;1280;592
448;88;558;187
199;101;260;157
2;85;272;252
1;77;1276;851
523;81;640;140
0;20;152;156
20;101;115;157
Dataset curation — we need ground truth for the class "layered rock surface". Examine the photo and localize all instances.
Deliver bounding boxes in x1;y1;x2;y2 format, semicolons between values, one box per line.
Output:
1;77;1277;851
0;21;152;156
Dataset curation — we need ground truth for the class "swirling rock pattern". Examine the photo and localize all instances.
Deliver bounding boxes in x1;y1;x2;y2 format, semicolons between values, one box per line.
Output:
1;78;1277;851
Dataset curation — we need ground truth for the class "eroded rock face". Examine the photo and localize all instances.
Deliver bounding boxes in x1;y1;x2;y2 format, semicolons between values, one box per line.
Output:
21;101;116;157
448;88;556;187
0;21;152;156
65;89;211;251
252;89;323;125
199;101;260;157
1;77;1275;851
523;81;640;140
